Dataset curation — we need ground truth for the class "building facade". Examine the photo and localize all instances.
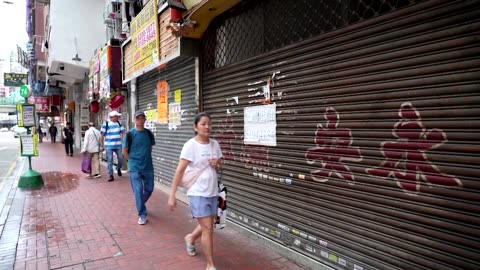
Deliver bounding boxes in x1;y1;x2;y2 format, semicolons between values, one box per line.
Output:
27;0;480;269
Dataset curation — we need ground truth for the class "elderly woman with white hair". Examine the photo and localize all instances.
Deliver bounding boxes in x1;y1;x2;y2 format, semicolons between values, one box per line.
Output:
81;122;102;178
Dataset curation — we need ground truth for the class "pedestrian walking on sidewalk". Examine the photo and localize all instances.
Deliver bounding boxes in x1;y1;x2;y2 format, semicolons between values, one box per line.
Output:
49;123;58;143
37;125;43;142
100;111;125;182
122;110;155;225
81;122;102;178
63;122;74;156
168;112;223;270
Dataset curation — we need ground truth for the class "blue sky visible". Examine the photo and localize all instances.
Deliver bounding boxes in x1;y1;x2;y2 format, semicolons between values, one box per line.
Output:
0;0;29;59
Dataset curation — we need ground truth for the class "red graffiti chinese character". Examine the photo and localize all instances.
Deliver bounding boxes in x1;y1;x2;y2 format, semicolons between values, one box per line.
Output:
215;115;236;161
367;102;462;193
306;107;362;184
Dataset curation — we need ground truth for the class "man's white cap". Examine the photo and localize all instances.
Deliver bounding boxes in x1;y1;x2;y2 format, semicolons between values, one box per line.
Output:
109;111;121;117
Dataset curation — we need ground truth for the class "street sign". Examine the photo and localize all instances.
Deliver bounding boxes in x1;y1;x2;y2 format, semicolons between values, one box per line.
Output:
19;84;31;98
17;104;35;127
4;73;28;87
20;134;39;157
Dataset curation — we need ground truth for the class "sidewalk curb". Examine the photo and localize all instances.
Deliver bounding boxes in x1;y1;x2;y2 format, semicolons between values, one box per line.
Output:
0;157;28;270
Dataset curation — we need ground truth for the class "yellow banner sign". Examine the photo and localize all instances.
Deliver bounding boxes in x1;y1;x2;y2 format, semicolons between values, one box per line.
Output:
130;0;160;72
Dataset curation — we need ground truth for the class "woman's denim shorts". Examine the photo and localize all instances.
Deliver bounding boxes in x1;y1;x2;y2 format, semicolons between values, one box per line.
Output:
188;196;218;218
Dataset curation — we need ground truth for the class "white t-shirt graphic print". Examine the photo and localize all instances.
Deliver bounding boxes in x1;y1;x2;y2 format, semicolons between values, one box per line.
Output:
180;138;223;197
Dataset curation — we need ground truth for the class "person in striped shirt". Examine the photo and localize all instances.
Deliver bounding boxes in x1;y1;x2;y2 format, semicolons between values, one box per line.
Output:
100;111;125;182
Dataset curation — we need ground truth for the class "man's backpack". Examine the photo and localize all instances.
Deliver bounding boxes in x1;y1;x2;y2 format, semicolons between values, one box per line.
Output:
126;129;154;153
105;120;122;133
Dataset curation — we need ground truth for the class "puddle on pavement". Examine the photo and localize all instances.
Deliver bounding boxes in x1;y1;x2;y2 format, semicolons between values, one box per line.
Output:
28;171;80;196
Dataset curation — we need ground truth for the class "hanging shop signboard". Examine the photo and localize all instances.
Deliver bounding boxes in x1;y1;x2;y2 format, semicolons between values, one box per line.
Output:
4;73;28;87
130;0;160;73
27;96;51;113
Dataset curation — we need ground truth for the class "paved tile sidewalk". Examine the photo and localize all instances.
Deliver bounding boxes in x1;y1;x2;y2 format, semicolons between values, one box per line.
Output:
2;141;307;270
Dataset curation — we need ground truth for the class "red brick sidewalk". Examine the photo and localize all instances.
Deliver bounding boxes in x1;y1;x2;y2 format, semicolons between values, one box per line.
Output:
11;141;306;270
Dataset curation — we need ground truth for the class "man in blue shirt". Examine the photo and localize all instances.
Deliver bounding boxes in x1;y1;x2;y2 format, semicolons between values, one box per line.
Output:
122;110;155;225
100;111;125;182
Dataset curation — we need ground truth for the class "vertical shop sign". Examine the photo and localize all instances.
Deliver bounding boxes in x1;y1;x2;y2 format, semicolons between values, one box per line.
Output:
99;46;111;99
80;103;90;137
100;46;110;78
17;104;35;127
16;104;23;126
157;81;168;124
130;0;160;72
244;104;277;146
89;52;100;100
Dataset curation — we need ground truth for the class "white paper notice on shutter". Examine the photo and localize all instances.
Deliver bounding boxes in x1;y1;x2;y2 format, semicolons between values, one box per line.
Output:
244;103;276;146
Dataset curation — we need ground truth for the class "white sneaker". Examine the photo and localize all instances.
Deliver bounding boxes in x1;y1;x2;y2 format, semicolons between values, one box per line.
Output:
138;216;147;225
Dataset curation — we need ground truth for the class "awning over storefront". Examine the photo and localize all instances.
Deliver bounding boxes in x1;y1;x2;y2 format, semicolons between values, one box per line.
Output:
182;0;241;39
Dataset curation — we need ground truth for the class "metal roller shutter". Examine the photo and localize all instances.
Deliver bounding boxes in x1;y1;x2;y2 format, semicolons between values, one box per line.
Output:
201;1;480;270
136;57;198;188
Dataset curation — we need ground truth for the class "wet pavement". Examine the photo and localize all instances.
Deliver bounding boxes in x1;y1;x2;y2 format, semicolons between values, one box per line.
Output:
0;140;309;270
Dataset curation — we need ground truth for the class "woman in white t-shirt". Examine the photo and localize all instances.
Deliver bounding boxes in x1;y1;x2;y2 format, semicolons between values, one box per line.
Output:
168;112;223;270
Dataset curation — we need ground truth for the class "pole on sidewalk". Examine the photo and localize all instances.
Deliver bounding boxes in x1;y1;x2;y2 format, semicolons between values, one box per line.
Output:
17;84;44;188
18;153;43;188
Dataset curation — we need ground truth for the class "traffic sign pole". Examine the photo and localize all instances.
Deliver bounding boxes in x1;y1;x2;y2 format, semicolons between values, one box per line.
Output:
17;84;44;188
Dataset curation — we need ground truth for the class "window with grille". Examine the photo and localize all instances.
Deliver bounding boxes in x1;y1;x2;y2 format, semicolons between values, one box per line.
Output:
201;0;422;71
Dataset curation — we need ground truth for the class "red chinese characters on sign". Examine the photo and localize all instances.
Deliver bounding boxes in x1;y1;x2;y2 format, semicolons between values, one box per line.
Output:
215;115;236;161
306;107;362;184
28;96;50;113
367;102;462;193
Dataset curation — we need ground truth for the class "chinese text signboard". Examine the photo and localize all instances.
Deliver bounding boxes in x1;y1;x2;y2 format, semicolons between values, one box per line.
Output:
20;135;39;156
130;0;159;73
168;102;181;130
157;81;168;124
28;96;51;113
100;46;110;79
244;104;277;146
4;73;28;87
17;104;35;127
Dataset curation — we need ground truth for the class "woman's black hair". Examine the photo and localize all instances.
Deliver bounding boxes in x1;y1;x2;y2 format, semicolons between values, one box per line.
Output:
194;112;211;126
193;112;211;135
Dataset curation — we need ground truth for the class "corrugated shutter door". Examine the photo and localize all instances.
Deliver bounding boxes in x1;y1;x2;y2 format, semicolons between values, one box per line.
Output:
137;57;198;188
202;1;480;270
